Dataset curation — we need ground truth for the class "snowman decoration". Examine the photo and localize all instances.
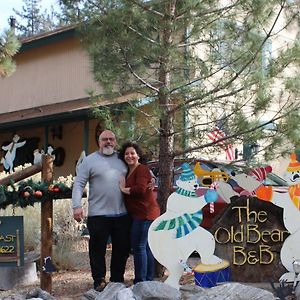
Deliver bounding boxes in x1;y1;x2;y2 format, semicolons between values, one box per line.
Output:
256;153;300;283
148;163;226;289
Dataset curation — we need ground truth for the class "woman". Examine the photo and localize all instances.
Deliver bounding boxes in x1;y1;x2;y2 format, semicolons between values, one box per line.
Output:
119;141;160;284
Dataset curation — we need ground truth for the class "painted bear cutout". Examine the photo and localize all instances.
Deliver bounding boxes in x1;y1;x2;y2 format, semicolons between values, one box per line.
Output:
148;162;273;289
1;134;26;173
256;153;300;283
148;163;225;289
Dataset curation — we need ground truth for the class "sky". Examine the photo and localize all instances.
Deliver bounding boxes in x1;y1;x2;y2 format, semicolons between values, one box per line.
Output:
0;0;59;32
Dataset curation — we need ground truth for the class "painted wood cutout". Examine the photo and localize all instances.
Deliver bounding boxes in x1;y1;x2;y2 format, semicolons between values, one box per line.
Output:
1;134;26;173
148;163;226;289
148;162;272;289
256;153;300;283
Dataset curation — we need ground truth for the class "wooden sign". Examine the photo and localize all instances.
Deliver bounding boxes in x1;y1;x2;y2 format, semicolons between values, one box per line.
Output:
0;216;24;267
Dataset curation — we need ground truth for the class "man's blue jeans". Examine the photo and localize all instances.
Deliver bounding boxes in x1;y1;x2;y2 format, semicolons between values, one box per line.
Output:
131;219;154;283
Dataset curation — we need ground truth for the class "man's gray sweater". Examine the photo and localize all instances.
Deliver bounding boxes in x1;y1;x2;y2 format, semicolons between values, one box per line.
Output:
72;151;128;216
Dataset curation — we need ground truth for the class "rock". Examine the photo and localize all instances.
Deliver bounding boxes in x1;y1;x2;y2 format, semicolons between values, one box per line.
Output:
37;290;56;300
95;282;126;300
26;287;43;298
1;295;25;300
187;290;210;300
25;287;56;300
180;284;207;300
132;281;181;300
205;282;276;300
116;287;135;300
82;289;100;300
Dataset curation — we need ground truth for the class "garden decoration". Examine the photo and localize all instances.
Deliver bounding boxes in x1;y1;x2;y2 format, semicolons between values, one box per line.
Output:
148;163;229;290
34;146;66;167
148;161;274;289
194;163;268;203
42;256;57;273
33;146;56;165
1;134;26;173
256;153;300;283
0;179;73;210
33;149;45;165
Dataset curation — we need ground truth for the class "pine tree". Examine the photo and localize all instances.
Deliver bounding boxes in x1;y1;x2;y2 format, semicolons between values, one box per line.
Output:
0;30;21;77
58;0;82;25
61;0;300;212
13;0;59;37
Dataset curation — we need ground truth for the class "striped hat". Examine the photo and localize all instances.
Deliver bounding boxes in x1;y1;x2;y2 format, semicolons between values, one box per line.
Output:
180;163;196;181
287;153;300;172
249;166;272;182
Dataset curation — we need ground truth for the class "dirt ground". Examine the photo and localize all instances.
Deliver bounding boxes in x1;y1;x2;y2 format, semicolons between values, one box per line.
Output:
0;246;196;300
0;247;278;300
0;248;134;300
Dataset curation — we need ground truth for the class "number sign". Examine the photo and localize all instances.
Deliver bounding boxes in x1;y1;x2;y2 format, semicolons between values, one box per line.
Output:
0;216;24;267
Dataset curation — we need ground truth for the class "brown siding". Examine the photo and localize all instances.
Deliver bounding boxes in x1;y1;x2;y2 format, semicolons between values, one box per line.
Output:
0;37;101;113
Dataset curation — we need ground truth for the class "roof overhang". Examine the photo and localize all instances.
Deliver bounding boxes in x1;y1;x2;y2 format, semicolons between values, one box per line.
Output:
0;92;143;133
20;25;77;52
0;98;93;132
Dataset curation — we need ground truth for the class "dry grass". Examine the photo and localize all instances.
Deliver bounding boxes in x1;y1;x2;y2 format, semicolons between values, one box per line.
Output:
0;197;85;271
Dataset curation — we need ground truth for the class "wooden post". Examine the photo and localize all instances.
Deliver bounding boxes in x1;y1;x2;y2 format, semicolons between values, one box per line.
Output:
40;154;54;293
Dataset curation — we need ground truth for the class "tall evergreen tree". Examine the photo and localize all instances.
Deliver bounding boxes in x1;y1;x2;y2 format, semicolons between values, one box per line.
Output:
61;0;300;212
0;30;21;77
58;0;82;25
13;0;59;37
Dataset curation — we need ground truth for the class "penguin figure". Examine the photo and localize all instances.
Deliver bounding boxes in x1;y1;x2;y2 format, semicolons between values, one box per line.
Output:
42;256;57;273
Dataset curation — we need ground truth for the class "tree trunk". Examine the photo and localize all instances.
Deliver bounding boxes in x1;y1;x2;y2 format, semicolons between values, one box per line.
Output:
157;0;176;213
155;0;176;278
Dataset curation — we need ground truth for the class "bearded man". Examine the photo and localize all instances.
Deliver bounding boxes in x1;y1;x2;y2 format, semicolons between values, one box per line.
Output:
72;130;131;292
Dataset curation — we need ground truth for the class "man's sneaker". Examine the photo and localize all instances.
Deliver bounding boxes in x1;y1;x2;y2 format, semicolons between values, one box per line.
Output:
94;280;107;292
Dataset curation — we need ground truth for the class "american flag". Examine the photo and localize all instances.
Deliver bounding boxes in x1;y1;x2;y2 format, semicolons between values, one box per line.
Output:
207;124;235;161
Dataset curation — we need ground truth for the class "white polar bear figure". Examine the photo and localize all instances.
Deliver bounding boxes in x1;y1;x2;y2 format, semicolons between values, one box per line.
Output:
1;134;26;173
148;163;222;290
214;169;266;203
193;162;268;204
256;153;300;283
33;149;44;165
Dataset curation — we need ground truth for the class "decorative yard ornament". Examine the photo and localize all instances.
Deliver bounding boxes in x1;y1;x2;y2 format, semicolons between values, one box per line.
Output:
148;163;229;290
256;153;300;283
33;149;44;165
34;145;65;167
248;166;273;182
200;165;267;204
0;134;26;173
42;256;57;273
47;146;55;159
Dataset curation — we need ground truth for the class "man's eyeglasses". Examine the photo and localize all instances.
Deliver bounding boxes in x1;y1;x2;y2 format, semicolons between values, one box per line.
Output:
100;137;115;142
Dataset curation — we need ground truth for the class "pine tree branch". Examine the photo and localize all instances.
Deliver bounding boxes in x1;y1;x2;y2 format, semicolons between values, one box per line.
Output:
169;2;286;115
125;23;160;45
121;49;160;92
173;112;293;157
175;0;240;21
127;0;164;18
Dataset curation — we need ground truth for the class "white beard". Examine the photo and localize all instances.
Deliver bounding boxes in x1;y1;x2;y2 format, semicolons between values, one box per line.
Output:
102;146;114;156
